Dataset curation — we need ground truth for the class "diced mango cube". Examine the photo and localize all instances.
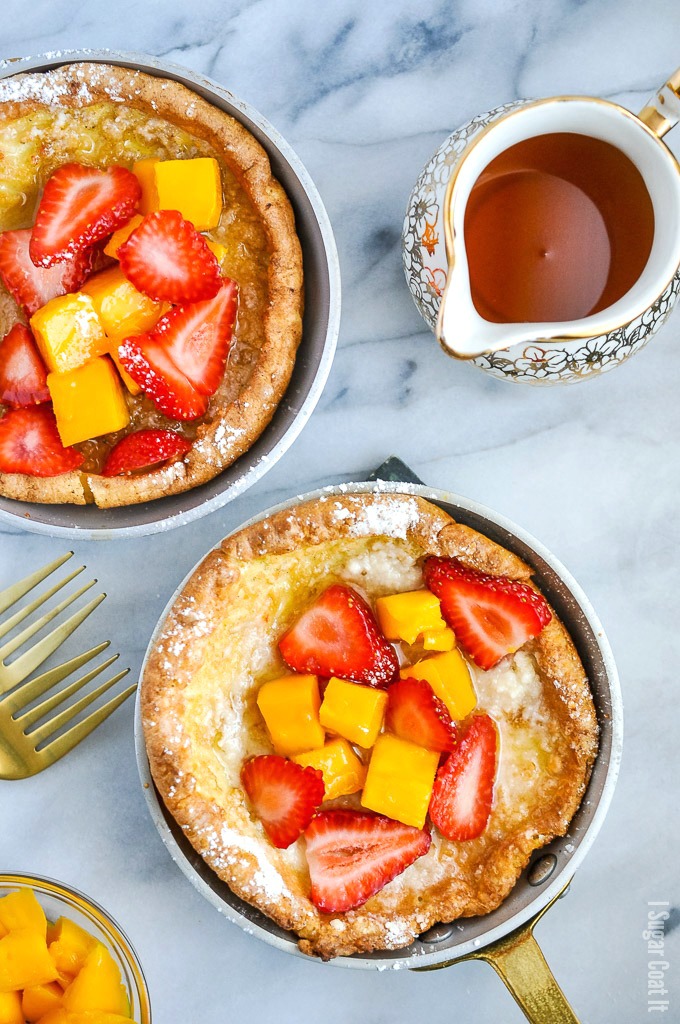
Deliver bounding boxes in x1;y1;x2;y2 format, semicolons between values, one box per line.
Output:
0;928;58;992
48;357;130;448
154;158;222;231
81;268;166;343
401;649;476;720
30;294;109;375
422;627;456;652
39;1013;135;1024
205;238;228;266
0;923;6;940
319;677;387;749
22;980;63;1021
0;889;47;937
47;918;96;979
376;590;447;646
132;159;159;215
103;215;144;259
256;674;324;756
292;738;366;799
0;990;23;1024
361;734;439;829
62;944;127;1016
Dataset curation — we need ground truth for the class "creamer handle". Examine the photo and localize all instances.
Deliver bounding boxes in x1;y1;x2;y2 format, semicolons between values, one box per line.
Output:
638;66;680;138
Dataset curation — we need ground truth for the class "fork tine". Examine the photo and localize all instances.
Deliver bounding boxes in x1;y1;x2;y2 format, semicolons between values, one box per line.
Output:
0;591;105;689
0;552;73;617
16;654;120;730
1;641;111;715
0;577;96;662
0;564;86;642
28;667;130;747
38;681;137;768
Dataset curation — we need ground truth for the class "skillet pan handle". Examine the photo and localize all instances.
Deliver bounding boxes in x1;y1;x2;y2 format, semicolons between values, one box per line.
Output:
415;878;580;1024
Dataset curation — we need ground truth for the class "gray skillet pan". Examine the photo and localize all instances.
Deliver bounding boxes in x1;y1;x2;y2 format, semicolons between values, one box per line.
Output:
134;469;622;1024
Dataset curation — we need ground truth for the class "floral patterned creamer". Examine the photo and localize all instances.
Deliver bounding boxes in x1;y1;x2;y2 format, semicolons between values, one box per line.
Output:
403;101;680;386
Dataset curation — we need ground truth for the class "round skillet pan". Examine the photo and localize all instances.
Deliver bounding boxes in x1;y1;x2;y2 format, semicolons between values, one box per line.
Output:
135;478;622;1024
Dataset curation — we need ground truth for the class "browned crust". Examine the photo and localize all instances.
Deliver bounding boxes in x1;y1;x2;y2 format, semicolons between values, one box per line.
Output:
0;62;303;506
141;493;599;959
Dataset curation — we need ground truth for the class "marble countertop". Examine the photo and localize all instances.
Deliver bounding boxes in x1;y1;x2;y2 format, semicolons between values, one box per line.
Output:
1;1;679;1021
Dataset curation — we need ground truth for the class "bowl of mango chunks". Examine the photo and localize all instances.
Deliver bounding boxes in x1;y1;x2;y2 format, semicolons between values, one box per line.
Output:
0;874;150;1023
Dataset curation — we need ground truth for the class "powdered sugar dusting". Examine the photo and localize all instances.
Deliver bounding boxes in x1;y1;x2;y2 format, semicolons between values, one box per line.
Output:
333;496;421;539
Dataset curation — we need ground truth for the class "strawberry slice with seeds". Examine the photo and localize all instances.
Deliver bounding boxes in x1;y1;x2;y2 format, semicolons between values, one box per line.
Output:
118;279;237;419
102;428;191;477
0;229;93;318
428;714;497;841
117;336;209;421
0;324;50;408
0;406;83;477
279;584;399;688
30;164;141;267
304;810;431;913
423;557;551;671
386;676;458;753
118;209;221;303
241;755;325;849
149;278;238;394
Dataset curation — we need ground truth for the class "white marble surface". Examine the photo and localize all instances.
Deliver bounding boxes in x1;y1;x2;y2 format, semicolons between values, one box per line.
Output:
1;1;679;1021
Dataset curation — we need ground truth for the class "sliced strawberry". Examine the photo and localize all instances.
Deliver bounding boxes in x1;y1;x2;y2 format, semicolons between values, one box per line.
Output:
304;810;431;913
423;557;552;671
117;336;208;421
102;429;191;477
0;324;50;408
0;406;83;477
241;755;325;849
279;584;399;688
118;209;221;303
429;714;497;841
146;279;238;395
385;676;457;753
30;164;141;267
0;229;93;318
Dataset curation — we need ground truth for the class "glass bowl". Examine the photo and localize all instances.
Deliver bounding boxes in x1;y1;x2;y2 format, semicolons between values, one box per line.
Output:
0;873;151;1023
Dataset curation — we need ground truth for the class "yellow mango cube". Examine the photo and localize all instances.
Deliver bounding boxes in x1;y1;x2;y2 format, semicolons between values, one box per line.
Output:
292;738;366;799
132;159;159;215
47;918;96;979
401;649;476;720
55;1010;134;1022
376;590;447;645
62;943;127;1016
319;677;387;749
0;990;23;1024
256;674;325;756
422;627;456;652
81;268;166;343
361;734;439;829
48;357;130;448
154;158;223;231
0;928;58;992
22;980;63;1021
103;215;144;259
30;294;109;375
0;889;47;937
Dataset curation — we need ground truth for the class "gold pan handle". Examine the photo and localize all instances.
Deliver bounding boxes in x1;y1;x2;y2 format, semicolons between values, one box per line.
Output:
416;878;580;1024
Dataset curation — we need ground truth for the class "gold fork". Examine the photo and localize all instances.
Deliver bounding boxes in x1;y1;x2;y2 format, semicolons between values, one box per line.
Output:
0;552;135;780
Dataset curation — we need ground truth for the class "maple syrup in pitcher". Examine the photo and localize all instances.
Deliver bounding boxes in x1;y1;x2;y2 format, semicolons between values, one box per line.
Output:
463;132;655;323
